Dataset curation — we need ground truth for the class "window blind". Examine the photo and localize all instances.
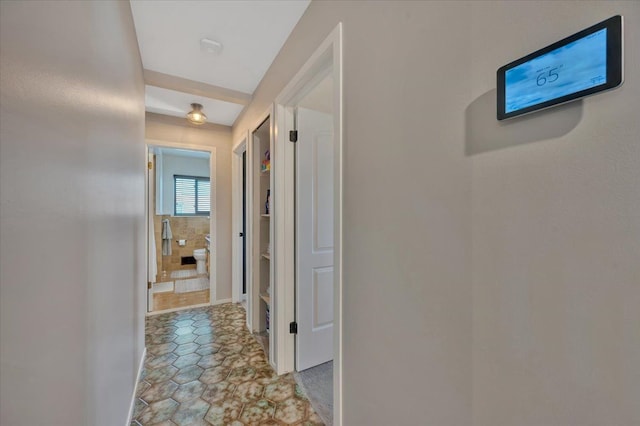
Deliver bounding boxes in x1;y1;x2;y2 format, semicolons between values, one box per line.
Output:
175;175;210;216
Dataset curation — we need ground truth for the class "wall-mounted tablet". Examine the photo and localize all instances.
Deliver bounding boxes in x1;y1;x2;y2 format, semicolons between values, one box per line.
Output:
497;15;623;120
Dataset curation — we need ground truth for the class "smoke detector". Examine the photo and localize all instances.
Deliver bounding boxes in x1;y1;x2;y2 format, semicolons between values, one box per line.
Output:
200;38;223;55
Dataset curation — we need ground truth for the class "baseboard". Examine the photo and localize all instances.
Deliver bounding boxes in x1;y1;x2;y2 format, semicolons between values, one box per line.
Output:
146;303;211;316
127;347;146;425
145;298;233;317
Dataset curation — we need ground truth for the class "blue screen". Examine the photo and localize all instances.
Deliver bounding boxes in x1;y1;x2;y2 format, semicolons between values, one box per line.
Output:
505;28;607;113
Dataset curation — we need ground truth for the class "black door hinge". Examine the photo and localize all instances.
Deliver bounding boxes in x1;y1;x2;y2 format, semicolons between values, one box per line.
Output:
239;232;244;237
289;321;298;334
289;130;298;143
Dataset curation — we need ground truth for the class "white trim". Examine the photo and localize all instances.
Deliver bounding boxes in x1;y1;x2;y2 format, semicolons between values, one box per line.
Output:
212;297;233;305
126;347;146;425
145;139;217;311
209;148;218;305
232;134;248;304
267;110;276;366
273;23;344;425
145;148;153;313
145;303;211;316
273;101;295;376
155;150;163;216
144;69;252;106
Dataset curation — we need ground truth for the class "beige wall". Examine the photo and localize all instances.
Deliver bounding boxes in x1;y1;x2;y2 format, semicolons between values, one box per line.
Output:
233;1;640;425
146;114;233;300
0;1;146;425
469;3;639;425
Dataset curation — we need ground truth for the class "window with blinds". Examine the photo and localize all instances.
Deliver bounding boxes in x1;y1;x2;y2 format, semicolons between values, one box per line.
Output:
174;175;211;216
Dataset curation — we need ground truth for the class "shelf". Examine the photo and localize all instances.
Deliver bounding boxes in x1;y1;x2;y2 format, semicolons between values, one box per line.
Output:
260;293;271;306
253;118;272;359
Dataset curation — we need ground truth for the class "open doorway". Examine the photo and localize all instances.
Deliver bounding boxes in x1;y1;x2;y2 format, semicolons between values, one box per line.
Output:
250;114;273;360
232;135;249;312
293;72;335;424
273;24;343;426
242;151;247;300
146;145;215;313
235;111;275;366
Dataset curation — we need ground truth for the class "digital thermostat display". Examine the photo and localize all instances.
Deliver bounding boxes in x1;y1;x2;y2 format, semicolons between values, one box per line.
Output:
497;16;623;120
505;29;607;113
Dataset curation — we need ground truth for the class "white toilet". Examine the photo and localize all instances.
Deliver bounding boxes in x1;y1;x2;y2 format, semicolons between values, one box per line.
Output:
193;248;207;275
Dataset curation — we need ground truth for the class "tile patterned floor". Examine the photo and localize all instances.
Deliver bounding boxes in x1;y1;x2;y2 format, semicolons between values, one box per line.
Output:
132;303;323;425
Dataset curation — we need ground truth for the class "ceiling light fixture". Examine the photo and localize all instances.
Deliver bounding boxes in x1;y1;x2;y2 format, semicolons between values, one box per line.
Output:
200;38;223;55
186;103;207;125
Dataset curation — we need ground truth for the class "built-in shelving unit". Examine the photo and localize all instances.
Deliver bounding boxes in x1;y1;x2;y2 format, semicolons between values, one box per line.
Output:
251;115;273;361
260;293;271;306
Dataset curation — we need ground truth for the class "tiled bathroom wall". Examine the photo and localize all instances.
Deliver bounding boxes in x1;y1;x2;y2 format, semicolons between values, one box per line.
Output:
160;215;209;272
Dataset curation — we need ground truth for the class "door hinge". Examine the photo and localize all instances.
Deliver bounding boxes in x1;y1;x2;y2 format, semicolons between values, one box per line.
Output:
289;321;298;334
148;161;153;170
239;232;244;237
289;130;298;143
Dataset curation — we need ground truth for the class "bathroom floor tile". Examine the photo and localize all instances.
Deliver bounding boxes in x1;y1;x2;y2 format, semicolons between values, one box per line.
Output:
132;303;323;425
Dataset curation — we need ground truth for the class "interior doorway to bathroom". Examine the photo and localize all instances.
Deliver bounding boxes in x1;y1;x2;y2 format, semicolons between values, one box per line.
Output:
146;144;216;313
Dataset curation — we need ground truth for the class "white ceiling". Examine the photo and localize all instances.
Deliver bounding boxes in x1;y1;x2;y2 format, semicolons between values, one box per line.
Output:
130;0;311;126
145;85;244;126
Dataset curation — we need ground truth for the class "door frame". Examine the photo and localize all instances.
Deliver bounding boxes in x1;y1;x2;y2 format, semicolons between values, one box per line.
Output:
231;133;248;306
273;23;343;425
145;139;218;311
146;146;155;312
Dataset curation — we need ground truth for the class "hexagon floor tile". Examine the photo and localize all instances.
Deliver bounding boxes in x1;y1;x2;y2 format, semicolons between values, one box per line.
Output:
132;303;323;425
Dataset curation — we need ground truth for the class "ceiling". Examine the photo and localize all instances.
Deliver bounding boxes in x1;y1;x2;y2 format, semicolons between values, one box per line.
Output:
130;0;311;126
145;86;244;126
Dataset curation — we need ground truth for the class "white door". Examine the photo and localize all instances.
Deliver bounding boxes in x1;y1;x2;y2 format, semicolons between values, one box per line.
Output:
147;148;156;312
296;107;334;371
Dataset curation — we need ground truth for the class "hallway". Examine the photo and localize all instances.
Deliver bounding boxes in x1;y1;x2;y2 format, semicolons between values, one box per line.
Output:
2;1;639;425
132;303;322;425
